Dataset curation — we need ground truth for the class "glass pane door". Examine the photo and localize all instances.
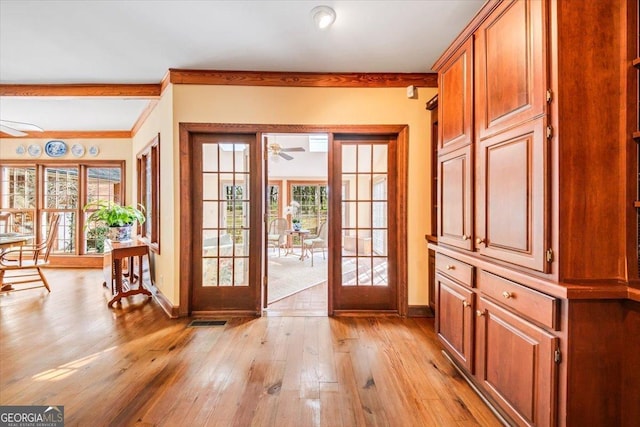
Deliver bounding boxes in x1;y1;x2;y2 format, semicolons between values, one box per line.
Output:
191;134;260;313
332;136;397;311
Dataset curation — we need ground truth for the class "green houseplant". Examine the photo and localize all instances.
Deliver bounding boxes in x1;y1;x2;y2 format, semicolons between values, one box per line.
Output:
83;200;145;242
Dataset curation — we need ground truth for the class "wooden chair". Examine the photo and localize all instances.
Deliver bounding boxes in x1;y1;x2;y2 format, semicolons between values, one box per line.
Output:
267;218;288;256
0;213;61;293
302;221;328;266
0;212;10;233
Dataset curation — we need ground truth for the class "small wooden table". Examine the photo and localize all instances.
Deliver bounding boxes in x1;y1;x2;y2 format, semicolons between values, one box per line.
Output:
103;238;152;307
286;229;310;260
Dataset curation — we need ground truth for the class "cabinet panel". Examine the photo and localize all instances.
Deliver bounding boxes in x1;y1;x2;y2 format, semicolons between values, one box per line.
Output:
475;118;548;272
436;253;474;286
476;297;558;427
477;270;559;330
475;0;546;140
438;146;473;250
439;37;473;154
436;273;475;372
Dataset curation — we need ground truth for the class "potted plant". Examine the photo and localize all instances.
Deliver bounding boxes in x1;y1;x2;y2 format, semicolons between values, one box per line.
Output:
83;200;145;242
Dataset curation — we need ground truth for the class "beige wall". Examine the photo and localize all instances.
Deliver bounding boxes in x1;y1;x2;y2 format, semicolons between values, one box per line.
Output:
166;84;435;306
131;86;176;302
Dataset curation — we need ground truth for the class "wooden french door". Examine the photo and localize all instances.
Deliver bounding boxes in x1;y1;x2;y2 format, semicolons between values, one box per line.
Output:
189;133;261;313
330;134;399;312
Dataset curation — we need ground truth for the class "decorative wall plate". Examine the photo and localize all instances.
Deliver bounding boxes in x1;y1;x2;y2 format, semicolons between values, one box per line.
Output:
15;145;26;155
44;140;68;157
88;145;99;156
71;143;85;157
28;144;42;157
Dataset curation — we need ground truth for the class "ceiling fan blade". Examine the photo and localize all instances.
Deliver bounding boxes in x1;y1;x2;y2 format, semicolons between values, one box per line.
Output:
279;152;294;161
0;125;28;137
0;119;44;132
281;147;305;152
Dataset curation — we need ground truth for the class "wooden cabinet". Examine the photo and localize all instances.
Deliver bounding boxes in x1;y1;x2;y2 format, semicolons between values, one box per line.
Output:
435;254;475;372
474;0;546;140
475;118;549;272
438;145;473;250
431;0;640;425
476;297;558;427
439;37;473;154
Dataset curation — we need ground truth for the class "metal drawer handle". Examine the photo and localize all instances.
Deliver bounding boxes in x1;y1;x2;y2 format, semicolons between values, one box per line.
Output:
476;238;485;246
462;300;470;308
476;310;486;317
502;291;513;299
446;265;455;270
462;234;470;241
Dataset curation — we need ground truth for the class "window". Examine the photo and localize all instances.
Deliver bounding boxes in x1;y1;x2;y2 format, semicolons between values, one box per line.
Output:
288;181;328;234
0;161;124;257
267;180;282;223
137;133;160;252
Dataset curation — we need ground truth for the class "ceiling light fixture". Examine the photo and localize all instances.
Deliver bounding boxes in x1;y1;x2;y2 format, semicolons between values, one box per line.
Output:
311;5;336;30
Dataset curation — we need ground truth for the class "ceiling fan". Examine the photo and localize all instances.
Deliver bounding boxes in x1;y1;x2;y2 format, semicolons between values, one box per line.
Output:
267;143;305;160
0;119;45;137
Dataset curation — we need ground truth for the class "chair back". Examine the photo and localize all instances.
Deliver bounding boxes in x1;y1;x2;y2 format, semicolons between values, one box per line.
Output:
270;218;288;236
0;212;10;233
41;213;61;263
317;221;328;241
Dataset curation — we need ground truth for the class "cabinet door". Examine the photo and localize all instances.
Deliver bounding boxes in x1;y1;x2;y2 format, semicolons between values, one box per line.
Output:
439;37;473;155
436;273;475;372
475;0;546;140
476;297;558;427
438;145;473;250
475;118;548;272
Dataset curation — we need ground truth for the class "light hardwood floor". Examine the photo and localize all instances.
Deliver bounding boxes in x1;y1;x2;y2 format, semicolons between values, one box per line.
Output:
0;268;501;426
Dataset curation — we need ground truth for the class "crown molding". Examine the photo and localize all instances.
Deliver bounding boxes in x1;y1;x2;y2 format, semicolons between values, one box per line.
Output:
0;84;161;98
169;69;437;88
0;130;131;139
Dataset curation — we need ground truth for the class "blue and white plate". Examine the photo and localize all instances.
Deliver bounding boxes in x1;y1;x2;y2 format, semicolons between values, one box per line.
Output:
28;144;42;157
71;143;85;157
15;145;26;155
88;145;99;156
44;140;67;157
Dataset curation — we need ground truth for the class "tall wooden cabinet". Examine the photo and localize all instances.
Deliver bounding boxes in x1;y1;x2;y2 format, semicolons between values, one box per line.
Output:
431;0;640;426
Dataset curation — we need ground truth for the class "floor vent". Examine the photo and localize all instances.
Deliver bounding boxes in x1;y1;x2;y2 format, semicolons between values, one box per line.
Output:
188;319;227;327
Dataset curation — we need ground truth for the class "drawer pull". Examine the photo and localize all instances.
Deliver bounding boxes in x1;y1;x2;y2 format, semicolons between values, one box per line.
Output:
462;300;470;308
446;265;455;270
476;237;485;246
462;234;470;241
476;310;486;317
502;291;513;299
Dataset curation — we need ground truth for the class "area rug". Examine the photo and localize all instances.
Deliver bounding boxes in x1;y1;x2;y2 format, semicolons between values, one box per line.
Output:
267;253;327;303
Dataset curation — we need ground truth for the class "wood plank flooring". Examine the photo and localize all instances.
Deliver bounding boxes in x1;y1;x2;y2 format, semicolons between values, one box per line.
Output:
0;268;502;426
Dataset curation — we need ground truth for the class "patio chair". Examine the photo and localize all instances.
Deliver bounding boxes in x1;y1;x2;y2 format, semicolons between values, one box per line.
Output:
302;221;327;266
267;218;288;256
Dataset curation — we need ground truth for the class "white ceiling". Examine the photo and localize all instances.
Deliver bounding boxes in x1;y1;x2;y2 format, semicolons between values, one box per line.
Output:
0;0;484;133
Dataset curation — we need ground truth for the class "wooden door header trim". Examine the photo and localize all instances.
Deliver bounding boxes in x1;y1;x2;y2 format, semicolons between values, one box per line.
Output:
180;122;408;135
169;69;437;88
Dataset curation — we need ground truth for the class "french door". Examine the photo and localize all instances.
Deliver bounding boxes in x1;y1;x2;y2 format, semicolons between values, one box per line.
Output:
330;134;399;312
189;133;261;314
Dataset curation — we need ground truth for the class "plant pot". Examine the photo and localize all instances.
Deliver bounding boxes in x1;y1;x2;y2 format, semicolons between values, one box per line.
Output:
109;225;133;242
293;223;302;231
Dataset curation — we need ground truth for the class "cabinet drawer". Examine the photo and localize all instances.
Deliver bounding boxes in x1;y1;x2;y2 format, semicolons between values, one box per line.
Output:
477;270;559;330
435;253;474;287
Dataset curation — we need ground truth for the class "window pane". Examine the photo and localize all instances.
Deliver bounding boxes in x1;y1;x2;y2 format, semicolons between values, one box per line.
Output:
342;145;357;173
358;145;372;173
86;168;122;205
372;145;388;173
44;167;79;209
0;166;36;209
